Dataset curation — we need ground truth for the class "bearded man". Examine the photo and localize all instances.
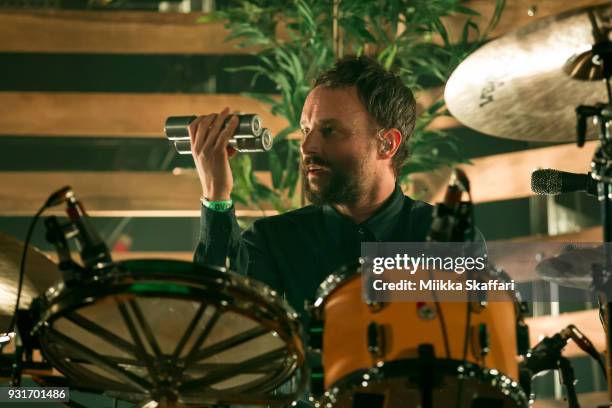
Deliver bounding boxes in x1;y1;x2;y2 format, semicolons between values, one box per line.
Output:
191;56;432;313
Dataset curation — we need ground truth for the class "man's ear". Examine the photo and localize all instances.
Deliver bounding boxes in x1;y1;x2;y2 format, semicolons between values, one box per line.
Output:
377;128;402;158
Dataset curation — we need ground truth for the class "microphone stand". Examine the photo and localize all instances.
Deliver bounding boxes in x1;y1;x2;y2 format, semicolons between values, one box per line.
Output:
575;75;612;405
520;326;593;408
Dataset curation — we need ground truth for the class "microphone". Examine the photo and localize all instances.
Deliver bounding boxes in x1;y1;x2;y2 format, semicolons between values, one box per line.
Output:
531;169;597;196
427;169;472;242
44;186;73;208
63;191;112;269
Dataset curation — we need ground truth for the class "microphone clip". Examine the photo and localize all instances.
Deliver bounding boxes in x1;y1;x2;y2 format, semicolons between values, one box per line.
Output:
43;188;113;280
427;169;474;242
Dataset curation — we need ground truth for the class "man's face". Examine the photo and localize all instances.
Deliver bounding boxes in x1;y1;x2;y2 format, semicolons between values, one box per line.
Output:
299;85;378;206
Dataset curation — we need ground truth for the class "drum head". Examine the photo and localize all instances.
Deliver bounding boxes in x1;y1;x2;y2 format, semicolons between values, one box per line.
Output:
320;359;528;408
33;260;305;406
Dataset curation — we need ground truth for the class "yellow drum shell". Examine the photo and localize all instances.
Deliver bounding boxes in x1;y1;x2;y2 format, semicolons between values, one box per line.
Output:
321;273;519;389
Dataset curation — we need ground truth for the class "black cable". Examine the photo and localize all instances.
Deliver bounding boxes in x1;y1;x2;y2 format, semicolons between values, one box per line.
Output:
430;267;451;359
4;203;46;340
1;186;71;350
455;294;472;408
433;300;451;359
456;190;475;408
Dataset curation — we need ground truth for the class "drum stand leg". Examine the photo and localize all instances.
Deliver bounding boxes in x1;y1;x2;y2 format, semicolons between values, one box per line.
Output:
558;357;580;408
595;142;612;404
417;344;435;408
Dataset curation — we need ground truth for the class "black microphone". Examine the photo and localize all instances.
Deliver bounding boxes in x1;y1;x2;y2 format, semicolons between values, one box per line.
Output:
531;169;597;196
64;191;112;269
44;186;73;208
427;169;472;242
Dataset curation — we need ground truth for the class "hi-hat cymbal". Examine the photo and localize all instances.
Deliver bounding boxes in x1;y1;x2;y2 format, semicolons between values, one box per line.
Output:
536;245;604;289
445;4;612;142
0;232;61;329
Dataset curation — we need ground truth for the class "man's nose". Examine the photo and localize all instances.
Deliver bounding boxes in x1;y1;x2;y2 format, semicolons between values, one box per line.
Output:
300;130;321;157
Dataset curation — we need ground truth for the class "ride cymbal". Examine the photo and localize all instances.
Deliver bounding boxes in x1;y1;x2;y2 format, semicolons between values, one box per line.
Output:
445;5;612;142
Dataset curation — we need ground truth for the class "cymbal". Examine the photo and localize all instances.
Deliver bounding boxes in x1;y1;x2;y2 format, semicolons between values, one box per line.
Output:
564;8;612;81
487;241;567;282
0;232;61;330
445;4;612;142
485;227;602;283
536;245;603;289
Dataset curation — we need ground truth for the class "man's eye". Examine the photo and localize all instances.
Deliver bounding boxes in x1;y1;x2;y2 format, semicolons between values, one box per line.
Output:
321;126;334;137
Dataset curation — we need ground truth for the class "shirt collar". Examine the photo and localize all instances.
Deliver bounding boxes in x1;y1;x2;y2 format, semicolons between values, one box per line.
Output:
322;184;405;242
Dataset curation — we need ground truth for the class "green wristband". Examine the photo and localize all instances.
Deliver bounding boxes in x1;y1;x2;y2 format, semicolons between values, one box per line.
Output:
201;197;233;212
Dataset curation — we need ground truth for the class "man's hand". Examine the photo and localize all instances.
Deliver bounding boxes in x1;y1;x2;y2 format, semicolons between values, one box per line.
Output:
189;107;239;201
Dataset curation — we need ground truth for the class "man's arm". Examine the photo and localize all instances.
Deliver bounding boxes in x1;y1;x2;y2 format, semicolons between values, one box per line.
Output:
193;204;283;292
193;205;241;269
188;107;283;291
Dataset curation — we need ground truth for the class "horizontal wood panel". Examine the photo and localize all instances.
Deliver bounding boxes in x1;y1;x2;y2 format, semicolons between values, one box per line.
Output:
508;226;603;243
1;1;608;54
0;10;238;54
0;92;288;138
0;91;457;138
463;142;598;204
0;171;277;217
443;0;611;42
0;139;599;216
410;141;599;204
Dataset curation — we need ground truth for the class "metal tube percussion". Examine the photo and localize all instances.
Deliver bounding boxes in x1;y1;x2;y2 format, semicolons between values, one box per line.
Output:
164;114;272;154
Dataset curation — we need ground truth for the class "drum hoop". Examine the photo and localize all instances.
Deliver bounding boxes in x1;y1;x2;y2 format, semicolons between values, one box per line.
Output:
31;259;307;403
319;358;529;407
34;259;303;346
312;262;361;309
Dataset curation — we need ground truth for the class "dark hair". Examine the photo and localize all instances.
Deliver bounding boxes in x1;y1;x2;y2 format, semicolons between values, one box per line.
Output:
313;55;416;176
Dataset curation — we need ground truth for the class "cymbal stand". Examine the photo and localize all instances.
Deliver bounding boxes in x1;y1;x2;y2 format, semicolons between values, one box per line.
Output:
576;75;612;404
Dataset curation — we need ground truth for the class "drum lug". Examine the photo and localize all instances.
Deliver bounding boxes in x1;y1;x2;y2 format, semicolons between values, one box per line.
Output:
477;323;490;357
308;324;323;352
309;366;324;397
367;322;386;360
416;302;436;320
366;301;384;313
470;300;487;313
306;301;324;352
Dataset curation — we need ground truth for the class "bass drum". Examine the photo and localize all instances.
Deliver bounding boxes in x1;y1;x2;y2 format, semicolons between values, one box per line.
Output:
32;260;306;407
310;264;529;408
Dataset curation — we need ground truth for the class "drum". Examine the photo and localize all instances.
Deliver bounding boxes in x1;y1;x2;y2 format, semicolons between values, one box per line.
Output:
31;260;306;407
309;264;529;407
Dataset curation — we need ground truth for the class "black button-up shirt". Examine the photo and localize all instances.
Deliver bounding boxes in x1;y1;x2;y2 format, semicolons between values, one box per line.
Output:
195;184;433;315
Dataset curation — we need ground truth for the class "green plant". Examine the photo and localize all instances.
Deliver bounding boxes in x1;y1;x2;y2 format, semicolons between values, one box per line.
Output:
201;0;505;213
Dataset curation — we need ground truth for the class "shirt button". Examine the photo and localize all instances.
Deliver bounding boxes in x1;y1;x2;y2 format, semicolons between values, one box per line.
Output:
358;227;365;235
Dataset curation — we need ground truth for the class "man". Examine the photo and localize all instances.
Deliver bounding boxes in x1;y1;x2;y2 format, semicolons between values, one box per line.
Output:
191;56;433;314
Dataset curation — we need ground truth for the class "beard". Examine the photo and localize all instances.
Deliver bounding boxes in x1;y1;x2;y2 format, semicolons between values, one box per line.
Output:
302;156;365;206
